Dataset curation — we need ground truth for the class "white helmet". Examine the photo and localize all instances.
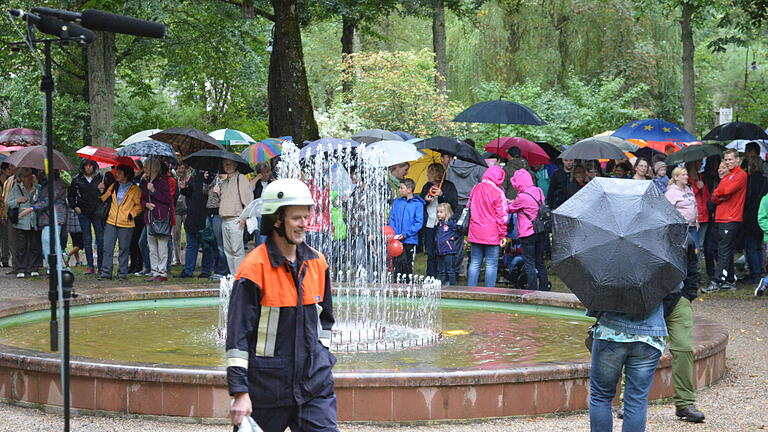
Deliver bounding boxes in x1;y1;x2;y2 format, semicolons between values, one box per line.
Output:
260;178;315;215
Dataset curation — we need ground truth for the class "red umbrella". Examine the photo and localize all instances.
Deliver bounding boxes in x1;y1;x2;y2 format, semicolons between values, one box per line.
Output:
0;128;42;146
76;146;139;170
485;137;550;165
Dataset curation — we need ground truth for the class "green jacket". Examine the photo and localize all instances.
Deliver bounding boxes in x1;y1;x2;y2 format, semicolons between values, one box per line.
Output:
758;194;768;242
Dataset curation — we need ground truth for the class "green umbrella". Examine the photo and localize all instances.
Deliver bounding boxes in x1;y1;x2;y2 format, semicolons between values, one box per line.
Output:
209;128;257;147
664;144;723;166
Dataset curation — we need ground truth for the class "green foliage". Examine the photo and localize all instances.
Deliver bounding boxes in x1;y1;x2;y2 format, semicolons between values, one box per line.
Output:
335;49;474;138
472;77;650;148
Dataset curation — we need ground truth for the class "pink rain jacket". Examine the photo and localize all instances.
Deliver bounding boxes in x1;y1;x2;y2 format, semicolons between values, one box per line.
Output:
507;169;545;238
467;166;507;245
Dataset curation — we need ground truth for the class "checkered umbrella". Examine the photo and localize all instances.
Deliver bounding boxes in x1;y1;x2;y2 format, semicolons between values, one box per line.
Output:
0;128;42;146
240;138;284;164
150;128;224;156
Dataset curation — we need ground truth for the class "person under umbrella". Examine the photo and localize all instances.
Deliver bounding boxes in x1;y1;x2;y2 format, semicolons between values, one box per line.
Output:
0;161;16;270
140;158;173;281
67;159;106;275
632;157;652;180
740;156;768;284
419;163;458;279
7;168;41;278
218;159;253;274
97;165;143;281
466;165;508;287
507;169;549;291
20;170;68;274
564;165;588;202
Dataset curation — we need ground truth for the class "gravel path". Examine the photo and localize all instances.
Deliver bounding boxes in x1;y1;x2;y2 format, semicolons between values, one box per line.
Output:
0;278;766;431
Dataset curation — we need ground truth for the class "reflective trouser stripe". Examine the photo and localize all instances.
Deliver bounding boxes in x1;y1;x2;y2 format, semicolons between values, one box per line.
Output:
255;306;279;357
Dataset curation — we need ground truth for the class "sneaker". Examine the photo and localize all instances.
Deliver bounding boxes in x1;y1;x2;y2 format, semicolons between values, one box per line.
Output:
84;267;95;275
701;280;720;293
721;281;737;291
756;278;767;297
30;271;40;277
676;405;705;423
133;270;147;276
16;272;25;278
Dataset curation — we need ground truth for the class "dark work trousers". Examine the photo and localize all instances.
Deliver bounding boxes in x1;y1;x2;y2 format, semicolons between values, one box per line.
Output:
714;222;740;283
15;228;41;274
250;394;338;432
128;217;145;273
394;243;416;279
520;232;549;291
453;204;466;276
423;226;438;278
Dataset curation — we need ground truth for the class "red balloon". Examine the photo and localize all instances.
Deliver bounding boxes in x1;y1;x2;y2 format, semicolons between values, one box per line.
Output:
387;239;404;257
382;225;395;240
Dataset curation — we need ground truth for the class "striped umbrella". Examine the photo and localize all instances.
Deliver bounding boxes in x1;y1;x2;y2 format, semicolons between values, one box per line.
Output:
209;129;257;147
240;138;284;164
0;128;42;146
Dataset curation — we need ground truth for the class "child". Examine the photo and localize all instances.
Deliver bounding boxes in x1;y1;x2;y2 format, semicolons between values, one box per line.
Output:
435;203;458;285
388;178;425;278
653;161;669;193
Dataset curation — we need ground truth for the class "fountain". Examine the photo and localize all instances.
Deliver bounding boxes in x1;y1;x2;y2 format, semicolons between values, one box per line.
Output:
0;140;729;421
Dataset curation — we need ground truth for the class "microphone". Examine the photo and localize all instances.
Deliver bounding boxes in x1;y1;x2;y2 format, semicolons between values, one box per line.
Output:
31;7;81;22
35;15;95;44
81;10;165;38
8;9;41;25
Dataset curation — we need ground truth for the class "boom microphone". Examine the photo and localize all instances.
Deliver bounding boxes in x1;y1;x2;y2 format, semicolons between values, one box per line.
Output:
36;15;95;44
81;9;165;38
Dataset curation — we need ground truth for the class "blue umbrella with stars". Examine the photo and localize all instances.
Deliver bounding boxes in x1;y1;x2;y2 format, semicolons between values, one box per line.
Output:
613;119;697;142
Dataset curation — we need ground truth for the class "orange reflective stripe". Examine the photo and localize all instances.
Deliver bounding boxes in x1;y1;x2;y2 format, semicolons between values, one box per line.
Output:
236;244;328;308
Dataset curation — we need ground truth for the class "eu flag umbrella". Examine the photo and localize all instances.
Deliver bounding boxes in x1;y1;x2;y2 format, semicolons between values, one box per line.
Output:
552;178;688;314
613;119;696;142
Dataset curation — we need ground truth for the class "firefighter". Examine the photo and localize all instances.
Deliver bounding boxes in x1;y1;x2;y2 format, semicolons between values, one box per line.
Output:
227;178;338;432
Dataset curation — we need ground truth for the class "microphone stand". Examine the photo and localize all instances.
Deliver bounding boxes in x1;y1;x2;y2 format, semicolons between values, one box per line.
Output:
7;19;85;432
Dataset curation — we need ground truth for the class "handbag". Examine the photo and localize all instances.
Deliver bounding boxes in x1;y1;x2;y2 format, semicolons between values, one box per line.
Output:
584;323;597;353
147;191;171;237
456;199;471;235
8;184;21;224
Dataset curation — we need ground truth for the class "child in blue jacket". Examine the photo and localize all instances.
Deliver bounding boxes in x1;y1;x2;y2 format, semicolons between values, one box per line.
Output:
435;202;458;285
388;178;425;278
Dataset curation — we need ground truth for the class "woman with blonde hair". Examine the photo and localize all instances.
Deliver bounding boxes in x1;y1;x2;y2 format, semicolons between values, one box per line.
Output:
665;166;699;243
141;157;172;281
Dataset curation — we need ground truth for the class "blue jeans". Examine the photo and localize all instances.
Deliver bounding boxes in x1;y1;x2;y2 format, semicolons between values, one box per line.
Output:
437;254;456;285
520;233;549;290
590;338;661;432
744;233;763;282
207;214;229;275
467;243;499;287
182;230;214;276
79;214;104;270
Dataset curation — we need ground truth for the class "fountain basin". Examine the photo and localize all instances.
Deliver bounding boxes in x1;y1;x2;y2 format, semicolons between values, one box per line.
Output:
0;285;728;422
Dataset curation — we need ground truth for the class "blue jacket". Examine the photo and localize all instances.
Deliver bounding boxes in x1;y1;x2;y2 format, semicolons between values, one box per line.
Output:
591;303;668;337
435;219;458;255
388;194;426;245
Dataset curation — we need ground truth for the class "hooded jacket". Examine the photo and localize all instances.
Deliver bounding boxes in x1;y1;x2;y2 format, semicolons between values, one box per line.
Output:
507;169;546;238
446;159;485;207
388;193;426;245
711;165;747;223
67;160;104;217
467;166;507;245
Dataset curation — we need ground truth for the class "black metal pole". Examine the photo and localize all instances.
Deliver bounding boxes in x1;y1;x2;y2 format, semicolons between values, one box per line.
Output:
42;40;58;354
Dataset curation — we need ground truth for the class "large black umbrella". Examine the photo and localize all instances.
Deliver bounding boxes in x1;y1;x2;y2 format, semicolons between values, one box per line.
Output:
551;177;688;314
453;100;545;125
415;136;488;167
183;149;253;174
558;138;626;160
150;127;225;156
702;121;768;141
533;141;561;161
664;144;723;166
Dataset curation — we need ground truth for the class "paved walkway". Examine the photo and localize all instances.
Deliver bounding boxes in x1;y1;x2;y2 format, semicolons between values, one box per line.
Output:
0;275;766;431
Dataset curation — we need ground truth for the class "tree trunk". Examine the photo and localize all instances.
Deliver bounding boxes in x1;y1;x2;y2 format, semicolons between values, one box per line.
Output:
242;0;255;19
86;31;116;147
681;2;696;135
268;0;319;143
341;15;356;102
432;0;447;94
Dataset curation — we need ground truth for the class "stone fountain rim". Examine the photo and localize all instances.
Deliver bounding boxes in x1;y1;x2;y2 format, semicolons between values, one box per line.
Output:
0;285;729;388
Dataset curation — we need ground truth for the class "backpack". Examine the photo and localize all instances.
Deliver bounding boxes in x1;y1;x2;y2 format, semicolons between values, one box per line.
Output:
521;191;552;234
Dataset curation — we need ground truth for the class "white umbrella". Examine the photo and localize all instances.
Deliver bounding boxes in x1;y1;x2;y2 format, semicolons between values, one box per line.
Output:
361;140;423;167
209;129;257;147
726;139;768;154
119;129;162;147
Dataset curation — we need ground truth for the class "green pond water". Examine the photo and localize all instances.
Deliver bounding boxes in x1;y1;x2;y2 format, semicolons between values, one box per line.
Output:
0;298;593;371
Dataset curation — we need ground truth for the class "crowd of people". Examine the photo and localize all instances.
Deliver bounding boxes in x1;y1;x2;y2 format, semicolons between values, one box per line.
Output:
382;139;768;297
0;156;274;282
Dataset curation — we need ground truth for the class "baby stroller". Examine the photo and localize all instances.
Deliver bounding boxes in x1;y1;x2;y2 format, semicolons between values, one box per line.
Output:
500;214;527;289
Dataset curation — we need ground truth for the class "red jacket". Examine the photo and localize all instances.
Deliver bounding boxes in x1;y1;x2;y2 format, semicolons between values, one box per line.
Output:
712;166;747;223
690;172;710;223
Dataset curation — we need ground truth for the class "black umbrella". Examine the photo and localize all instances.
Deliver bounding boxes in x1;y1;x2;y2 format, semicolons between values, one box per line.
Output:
558;138;626;160
183;149;253;174
551;177;688;314
702;121;768;141
151;127;225;156
415;136;488;167
664;144;723;166
633;146;665;162
453;100;546;125
533;141;561;161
